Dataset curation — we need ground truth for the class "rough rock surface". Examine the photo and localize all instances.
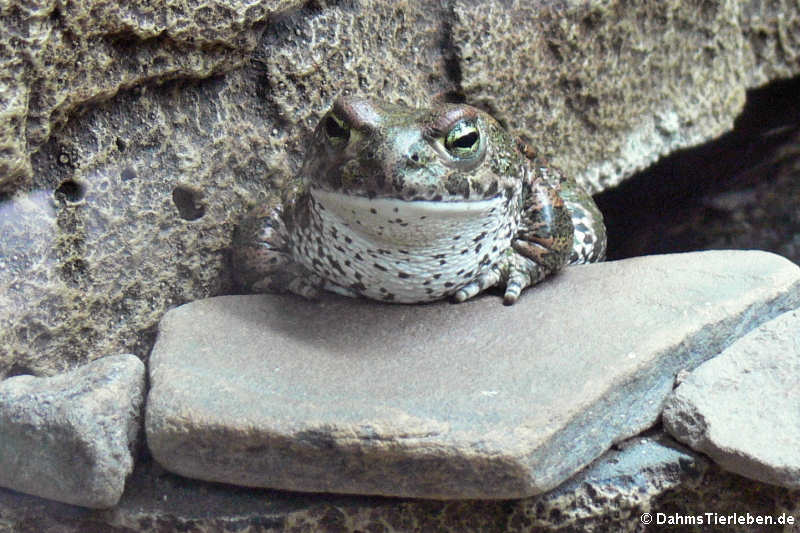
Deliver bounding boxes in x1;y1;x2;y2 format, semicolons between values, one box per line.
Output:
0;354;146;509
1;72;267;378
257;1;453;137
451;0;800;192
0;0;454;379
146;250;800;499
4;1;799;192
0;0;300;191
0;432;713;533
663;309;800;489
653;468;800;533
528;431;709;530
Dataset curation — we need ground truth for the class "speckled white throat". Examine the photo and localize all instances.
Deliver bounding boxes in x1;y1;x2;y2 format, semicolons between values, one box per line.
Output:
290;188;517;303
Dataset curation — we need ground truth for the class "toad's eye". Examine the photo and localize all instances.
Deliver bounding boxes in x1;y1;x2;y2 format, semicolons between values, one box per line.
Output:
324;113;350;146
444;120;480;157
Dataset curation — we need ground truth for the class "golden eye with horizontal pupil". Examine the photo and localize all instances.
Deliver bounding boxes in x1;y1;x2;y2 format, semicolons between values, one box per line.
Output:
444;119;480;157
323;113;350;145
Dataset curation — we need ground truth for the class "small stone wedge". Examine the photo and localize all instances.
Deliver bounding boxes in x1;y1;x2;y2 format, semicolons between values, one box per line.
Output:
663;309;800;488
146;250;800;499
0;354;146;508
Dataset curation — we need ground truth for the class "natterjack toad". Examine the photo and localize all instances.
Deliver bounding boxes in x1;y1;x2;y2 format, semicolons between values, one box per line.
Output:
234;97;606;305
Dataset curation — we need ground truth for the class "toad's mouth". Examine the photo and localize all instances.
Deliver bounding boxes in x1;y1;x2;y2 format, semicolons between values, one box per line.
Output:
311;188;504;216
310;188;508;246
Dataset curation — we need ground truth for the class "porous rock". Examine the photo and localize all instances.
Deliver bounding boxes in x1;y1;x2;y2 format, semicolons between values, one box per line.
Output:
651;467;800;532
2;72;266;379
257;1;453;132
663;309;800;489
4;0;800;194
0;354;146;508
527;431;709;530
0;0;300;191
146;250;800;500
451;1;800;192
0;0;453;380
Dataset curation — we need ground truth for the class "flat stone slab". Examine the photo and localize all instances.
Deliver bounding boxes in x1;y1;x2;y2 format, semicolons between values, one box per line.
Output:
663;309;800;488
146;250;800;499
0;354;145;508
0;432;709;533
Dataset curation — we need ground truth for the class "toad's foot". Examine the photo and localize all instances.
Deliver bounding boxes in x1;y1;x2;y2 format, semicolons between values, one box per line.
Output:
453;249;550;306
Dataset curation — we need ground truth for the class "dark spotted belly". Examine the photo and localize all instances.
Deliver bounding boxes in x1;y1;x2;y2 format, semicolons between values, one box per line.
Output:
289;190;517;302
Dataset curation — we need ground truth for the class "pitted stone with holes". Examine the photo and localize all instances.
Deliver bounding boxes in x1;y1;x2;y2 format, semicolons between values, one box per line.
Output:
234;97;606;304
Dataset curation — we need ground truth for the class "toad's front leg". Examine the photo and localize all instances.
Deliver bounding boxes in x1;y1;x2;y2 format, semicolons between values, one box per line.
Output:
232;201;325;299
455;178;574;305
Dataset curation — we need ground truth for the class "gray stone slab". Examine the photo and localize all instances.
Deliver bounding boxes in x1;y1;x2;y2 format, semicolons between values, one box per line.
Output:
0;354;146;508
146;250;800;499
663;309;800;488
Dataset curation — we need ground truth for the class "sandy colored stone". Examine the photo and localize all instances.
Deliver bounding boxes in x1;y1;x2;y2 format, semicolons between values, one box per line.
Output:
663;309;800;489
4;1;800;193
451;1;800;192
146;250;800;499
1;70;268;378
256;1;453;153
0;0;452;380
0;354;145;508
0;0;300;191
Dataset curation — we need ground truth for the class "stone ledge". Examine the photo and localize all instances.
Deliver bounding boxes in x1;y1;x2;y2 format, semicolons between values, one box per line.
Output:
145;250;800;499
